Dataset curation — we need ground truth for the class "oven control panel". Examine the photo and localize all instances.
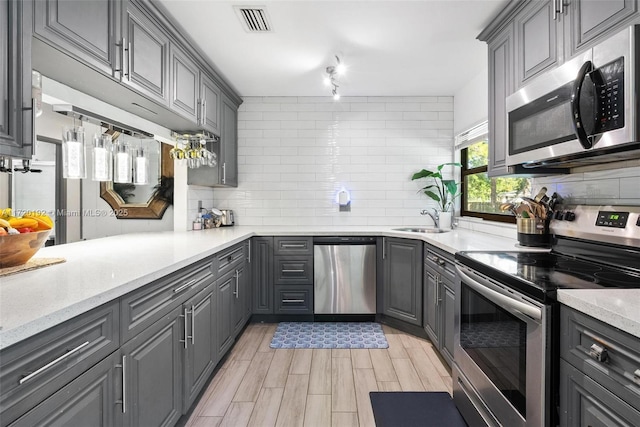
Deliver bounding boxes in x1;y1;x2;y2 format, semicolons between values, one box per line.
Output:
596;211;629;228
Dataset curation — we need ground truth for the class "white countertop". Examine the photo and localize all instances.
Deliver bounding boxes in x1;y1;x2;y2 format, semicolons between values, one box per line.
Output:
0;226;523;350
1;225;637;350
557;289;640;339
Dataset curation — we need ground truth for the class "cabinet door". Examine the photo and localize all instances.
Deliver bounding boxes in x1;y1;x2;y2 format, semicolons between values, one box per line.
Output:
170;45;199;124
121;307;182;427
423;266;440;348
217;270;235;358
0;0;33;159
487;24;513;177
123;2;170;106
383;238;423;326
220;94;238;187
567;0;639;57
201;73;221;134
252;237;274;314
183;282;217;411
514;0;560;87
441;281;455;367
9;352;121;427
232;264;248;336
33;0;119;77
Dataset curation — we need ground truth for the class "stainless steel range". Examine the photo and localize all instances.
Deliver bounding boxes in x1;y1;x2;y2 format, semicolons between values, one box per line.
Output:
453;205;640;427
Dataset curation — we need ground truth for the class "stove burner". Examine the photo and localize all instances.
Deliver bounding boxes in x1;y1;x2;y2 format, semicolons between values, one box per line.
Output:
555;261;602;272
593;271;640;286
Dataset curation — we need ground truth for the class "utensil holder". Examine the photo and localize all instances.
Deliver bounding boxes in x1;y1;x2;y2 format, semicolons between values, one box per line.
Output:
517;217;550;247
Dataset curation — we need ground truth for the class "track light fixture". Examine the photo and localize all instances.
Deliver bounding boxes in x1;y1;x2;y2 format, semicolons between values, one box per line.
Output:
325;55;344;100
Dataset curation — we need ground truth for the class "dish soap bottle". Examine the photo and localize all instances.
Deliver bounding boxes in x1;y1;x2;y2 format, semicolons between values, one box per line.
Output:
192;213;203;230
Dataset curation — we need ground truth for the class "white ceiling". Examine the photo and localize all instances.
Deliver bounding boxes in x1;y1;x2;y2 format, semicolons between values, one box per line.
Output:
156;0;510;97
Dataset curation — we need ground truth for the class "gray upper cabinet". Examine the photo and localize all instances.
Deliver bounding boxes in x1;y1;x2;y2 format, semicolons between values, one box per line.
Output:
0;0;33;159
170;44;199;124
220;94;239;187
487;23;513;177
514;0;559;87
566;0;639;58
200;73;221;134
33;0;120;77
382;237;423;326
123;1;170;106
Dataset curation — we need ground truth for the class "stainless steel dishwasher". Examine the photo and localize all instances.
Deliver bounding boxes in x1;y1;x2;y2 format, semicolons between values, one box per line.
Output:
313;236;377;314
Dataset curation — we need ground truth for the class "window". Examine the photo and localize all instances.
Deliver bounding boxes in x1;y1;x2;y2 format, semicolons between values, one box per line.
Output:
457;125;530;223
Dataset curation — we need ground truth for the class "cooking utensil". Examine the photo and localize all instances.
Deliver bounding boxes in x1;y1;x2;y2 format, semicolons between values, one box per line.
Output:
534;187;548;203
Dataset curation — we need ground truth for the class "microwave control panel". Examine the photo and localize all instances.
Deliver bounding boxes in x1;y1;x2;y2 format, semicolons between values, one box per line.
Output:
596;57;625;133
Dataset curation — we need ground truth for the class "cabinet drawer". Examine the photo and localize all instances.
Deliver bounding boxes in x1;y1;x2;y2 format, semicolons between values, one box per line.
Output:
0;301;119;426
273;256;313;285
561;306;640;412
274;237;312;255
215;243;245;276
274;286;313;314
121;260;213;343
560;359;640;427
424;244;455;282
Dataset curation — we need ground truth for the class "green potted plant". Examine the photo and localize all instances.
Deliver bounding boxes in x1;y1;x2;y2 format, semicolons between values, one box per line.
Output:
411;162;461;228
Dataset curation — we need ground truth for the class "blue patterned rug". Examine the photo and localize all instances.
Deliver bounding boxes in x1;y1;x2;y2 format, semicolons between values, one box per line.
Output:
269;322;389;349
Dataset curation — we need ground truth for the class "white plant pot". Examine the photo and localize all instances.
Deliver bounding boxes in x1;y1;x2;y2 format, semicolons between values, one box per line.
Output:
439;211;452;230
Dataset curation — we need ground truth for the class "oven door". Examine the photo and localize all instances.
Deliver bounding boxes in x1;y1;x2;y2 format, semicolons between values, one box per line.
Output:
454;264;550;427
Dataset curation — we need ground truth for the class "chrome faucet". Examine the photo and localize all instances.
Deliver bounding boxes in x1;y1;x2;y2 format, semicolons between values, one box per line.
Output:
420;208;440;229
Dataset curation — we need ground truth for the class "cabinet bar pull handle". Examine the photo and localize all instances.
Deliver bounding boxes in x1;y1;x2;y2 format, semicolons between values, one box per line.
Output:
202;100;207;126
19;341;90;385
282;269;305;273
117;38;126;81
174;279;197;293
248;240;251;263
191;304;196;344
559;0;565;15
281;243;306;248
127;42;132;81
382;238;386;259
589;343;608;363
427;254;439;263
234;270;239;298
222;163;226;184
122;355;127;413
282;299;305;303
553;0;558;20
633;369;640;386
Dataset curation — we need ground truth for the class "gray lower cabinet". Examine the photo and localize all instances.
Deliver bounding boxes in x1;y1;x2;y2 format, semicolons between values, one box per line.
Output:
232;263;249;336
123;0;170;106
216;268;236;359
0;0;33;159
252;237;274;314
8;351;122;427
382;237;423;326
33;0;120;77
423;245;455;367
183;281;217;412
559;305;640;426
120;306;183;427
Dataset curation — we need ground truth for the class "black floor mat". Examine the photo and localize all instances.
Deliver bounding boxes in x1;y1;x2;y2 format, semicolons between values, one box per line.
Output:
369;391;467;427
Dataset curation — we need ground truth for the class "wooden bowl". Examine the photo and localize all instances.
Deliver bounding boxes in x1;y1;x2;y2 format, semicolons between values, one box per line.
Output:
0;229;52;268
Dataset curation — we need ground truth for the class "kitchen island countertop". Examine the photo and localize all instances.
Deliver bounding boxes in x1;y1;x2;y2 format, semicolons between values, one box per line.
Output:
557;289;640;339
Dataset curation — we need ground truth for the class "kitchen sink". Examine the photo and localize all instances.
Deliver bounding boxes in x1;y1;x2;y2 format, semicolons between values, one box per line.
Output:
392;227;449;234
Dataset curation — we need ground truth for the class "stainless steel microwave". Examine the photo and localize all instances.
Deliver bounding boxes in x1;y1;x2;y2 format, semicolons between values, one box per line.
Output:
506;25;640;169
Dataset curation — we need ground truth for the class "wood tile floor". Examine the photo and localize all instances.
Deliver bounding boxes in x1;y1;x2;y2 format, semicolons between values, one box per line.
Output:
186;323;452;427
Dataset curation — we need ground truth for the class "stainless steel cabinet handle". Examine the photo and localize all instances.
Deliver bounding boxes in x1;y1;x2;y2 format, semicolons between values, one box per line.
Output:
234;269;239;298
589;343;608;363
559;0;565;15
282;299;305;303
282;269;305;273
426;254;439;263
180;308;189;349
202;99;207;125
248;240;251;263
19;341;90;385
117;38;126;81
127;42;132;81
222;163;226;184
174;279;197;293
122;355;127;414
191;304;196;345
437;274;443;303
281;243;306;248
634;369;640;386
553;0;558;19
382;238;386;259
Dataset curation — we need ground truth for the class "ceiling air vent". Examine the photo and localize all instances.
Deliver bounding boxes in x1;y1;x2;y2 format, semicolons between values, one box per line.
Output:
234;6;272;32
